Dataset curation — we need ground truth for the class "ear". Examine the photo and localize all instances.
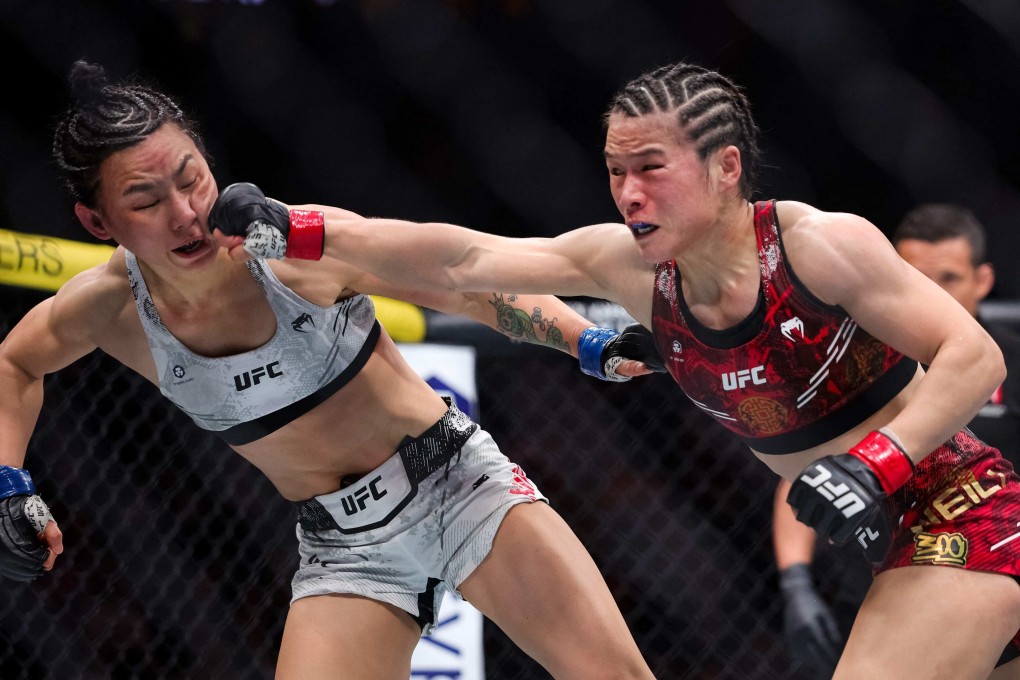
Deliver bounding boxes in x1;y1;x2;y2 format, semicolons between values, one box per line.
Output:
975;262;995;300
713;145;742;192
74;202;113;241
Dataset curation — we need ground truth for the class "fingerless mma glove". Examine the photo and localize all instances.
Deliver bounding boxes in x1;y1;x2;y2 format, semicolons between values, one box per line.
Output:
578;323;666;382
787;430;913;562
209;182;324;260
0;466;54;582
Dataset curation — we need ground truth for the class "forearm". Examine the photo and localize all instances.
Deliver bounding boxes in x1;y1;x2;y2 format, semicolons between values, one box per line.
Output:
322;213;596;297
887;333;1005;462
0;367;44;467
456;292;591;357
773;479;817;569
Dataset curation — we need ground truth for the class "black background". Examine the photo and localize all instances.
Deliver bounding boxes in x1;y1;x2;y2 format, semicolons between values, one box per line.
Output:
2;0;1020;294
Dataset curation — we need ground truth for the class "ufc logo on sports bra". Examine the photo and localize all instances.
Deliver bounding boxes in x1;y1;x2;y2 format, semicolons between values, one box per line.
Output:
233;361;283;391
721;365;766;391
341;476;388;516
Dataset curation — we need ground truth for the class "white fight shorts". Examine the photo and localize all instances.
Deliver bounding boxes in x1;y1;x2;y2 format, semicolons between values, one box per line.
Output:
291;405;546;634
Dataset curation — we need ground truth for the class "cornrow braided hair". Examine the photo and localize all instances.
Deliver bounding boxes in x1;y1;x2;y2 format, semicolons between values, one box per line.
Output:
606;62;762;198
52;60;209;206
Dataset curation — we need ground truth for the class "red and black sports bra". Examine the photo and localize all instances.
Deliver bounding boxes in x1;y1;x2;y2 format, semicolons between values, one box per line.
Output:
650;200;916;454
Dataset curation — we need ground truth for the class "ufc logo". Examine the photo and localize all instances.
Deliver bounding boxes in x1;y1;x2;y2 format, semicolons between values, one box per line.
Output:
233;362;283;391
799;465;866;518
721;365;766;391
855;525;880;549
341;476;388;516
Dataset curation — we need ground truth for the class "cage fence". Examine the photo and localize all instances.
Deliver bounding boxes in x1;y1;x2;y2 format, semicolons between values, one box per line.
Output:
1;286;875;680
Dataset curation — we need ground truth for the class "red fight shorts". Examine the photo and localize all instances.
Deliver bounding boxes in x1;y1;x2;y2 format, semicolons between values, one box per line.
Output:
877;428;1020;648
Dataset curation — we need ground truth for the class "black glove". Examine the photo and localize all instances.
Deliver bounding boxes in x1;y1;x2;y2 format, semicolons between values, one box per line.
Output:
209;182;324;260
578;323;667;382
787;431;912;563
0;494;54;582
779;563;841;674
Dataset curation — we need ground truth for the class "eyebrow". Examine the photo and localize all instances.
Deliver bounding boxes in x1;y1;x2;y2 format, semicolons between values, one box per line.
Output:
603;148;667;160
121;154;194;197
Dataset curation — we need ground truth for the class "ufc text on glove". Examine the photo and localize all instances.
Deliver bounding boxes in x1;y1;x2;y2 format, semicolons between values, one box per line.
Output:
786;430;913;562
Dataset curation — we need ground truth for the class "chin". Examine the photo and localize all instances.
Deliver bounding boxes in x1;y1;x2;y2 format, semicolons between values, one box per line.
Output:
634;236;672;264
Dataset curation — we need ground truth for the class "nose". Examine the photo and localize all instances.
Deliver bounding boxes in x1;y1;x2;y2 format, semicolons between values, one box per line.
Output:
169;190;199;230
617;174;645;215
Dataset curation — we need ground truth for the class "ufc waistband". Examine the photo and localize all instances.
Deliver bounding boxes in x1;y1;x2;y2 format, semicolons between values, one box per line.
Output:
295;405;479;534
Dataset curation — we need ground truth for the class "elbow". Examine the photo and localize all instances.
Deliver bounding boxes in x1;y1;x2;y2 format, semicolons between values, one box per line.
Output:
980;333;1007;390
443;245;489;293
992;344;1007;388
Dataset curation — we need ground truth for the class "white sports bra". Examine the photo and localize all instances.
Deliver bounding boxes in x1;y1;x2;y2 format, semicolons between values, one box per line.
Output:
126;252;380;444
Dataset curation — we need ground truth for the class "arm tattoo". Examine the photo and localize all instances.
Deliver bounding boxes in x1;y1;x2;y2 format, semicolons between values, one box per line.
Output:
488;293;569;351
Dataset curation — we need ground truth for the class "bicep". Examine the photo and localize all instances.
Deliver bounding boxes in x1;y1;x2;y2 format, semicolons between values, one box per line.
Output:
1;292;100;382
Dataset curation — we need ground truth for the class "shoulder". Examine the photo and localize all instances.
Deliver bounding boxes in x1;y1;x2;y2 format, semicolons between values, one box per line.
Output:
51;248;134;339
553;222;638;252
773;201;904;305
775;200;880;247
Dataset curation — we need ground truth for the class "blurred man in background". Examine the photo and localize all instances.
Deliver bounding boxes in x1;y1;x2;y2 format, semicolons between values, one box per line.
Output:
773;202;1020;676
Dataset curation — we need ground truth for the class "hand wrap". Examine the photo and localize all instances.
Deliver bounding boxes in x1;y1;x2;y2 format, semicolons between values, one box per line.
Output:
578;323;666;382
209;182;324;260
778;563;841;674
0;466;54;582
787;430;913;562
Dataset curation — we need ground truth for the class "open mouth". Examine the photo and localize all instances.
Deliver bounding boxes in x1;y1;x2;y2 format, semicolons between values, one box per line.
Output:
628;222;658;237
173;238;205;254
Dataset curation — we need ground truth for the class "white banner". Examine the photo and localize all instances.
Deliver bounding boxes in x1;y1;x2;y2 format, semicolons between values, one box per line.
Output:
399;343;485;680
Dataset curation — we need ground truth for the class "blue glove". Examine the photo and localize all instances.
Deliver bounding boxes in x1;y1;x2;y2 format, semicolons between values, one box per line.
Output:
578;323;666;382
0;467;54;582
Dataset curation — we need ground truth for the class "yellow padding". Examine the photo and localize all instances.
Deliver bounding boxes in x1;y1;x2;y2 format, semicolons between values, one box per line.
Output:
0;228;426;342
0;228;113;292
370;295;427;343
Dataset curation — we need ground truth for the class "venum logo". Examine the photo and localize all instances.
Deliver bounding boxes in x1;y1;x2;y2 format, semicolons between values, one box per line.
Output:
233;362;283;391
291;313;315;333
780;316;805;342
341;476;388;516
721;365;766;391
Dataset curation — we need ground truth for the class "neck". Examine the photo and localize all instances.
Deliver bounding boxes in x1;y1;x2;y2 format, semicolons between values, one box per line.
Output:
675;200;757;290
138;249;246;311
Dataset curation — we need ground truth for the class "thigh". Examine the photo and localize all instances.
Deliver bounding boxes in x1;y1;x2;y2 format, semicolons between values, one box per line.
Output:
276;593;421;680
836;565;1020;680
457;502;654;680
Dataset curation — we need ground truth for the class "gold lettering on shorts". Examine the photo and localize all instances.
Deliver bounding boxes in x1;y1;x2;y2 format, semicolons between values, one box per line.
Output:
915;470;1004;529
912;532;968;566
